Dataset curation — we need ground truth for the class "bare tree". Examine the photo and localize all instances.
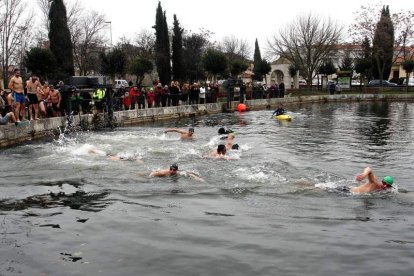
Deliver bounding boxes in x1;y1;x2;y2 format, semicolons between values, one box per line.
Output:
0;0;33;87
72;10;106;75
133;28;155;59
349;5;414;66
219;35;252;61
267;13;343;86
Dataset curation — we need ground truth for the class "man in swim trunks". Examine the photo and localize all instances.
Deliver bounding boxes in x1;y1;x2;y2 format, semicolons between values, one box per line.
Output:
8;68;26;121
26;74;42;120
350;167;394;193
164;127;194;139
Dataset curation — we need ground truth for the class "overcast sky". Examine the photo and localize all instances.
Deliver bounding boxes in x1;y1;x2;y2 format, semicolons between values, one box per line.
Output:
78;0;391;54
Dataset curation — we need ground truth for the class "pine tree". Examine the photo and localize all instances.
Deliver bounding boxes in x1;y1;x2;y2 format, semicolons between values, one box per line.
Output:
48;0;74;81
372;5;394;80
172;14;184;82
253;39;262;81
154;2;171;85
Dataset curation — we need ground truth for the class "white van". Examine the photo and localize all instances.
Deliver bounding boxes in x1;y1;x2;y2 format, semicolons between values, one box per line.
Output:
402;77;414;86
115;79;129;89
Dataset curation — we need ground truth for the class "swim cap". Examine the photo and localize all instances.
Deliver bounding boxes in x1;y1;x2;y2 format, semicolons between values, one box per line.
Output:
382;176;393;186
218;127;226;135
170;163;178;170
188;127;194;133
232;144;239;150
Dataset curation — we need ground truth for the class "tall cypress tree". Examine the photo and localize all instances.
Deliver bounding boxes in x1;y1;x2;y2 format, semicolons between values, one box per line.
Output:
372;5;394;80
163;12;171;84
154;2;171;85
253;39;262;81
172;14;184;82
48;0;74;81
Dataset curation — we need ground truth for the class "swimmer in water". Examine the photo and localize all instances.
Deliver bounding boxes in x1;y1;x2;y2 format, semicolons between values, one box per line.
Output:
164;127;195;139
225;132;236;150
350;167;394;194
108;153;142;162
150;163;204;181
208;144;228;158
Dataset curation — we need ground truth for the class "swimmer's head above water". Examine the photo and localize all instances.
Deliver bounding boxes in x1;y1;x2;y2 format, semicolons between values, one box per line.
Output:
218;127;233;135
382;176;394;187
170;163;179;172
217;144;227;155
188;127;194;133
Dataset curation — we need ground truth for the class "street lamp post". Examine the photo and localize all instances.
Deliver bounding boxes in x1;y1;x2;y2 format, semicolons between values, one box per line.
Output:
105;21;113;47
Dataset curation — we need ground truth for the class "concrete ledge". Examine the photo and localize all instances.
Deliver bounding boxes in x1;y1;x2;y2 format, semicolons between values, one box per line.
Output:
2;93;414;148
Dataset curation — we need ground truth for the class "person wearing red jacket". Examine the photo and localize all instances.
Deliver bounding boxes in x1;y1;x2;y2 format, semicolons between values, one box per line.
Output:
129;86;139;110
122;91;131;110
146;88;155;108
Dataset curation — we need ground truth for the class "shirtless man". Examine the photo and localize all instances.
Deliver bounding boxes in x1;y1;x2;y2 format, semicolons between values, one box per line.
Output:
164;127;194;139
47;86;61;117
208;144;228;158
26;74;42;120
8;68;25;121
37;83;50;116
350;167;394;194
150;163;204;181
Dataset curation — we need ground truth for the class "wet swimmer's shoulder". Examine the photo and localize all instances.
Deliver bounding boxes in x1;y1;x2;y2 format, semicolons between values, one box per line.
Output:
164;127;195;139
150;163;179;177
350;167;394;194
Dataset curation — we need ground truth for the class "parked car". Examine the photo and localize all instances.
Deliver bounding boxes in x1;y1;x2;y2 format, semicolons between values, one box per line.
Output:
115;79;129;89
368;80;398;87
402;77;414;86
298;80;307;87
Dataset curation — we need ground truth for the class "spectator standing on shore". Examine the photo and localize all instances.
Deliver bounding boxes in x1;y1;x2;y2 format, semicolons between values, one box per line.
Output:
162;85;169;107
138;87;146;109
8;68;26;122
199;85;206;104
37;83;49;117
154;83;163;107
26;74;42;120
48;86;62;117
146;88;155;108
122;91;131;110
169;81;179;106
129;86;139;110
335;82;342;94
181;83;189;105
279;80;285;98
329;81;336;95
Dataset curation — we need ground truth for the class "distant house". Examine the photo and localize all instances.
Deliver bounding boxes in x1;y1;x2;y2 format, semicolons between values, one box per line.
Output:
265;44;414;87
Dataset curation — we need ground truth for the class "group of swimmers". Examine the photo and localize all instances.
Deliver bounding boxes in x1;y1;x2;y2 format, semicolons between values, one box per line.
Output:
86;122;395;193
150;126;240;180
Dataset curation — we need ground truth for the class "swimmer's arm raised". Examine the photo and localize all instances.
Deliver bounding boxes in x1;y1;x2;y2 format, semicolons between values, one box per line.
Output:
164;128;185;134
356;167;376;182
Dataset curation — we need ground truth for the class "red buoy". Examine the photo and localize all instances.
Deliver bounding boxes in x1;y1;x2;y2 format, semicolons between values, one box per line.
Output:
237;103;247;112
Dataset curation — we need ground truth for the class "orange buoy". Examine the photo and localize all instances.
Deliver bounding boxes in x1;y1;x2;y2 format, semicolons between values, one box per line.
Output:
237;103;247;112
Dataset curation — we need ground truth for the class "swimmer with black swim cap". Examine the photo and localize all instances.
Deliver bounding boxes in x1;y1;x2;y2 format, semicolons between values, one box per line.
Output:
164;127;195;139
150;163;204;181
150;163;179;177
350;167;394;194
231;144;239;150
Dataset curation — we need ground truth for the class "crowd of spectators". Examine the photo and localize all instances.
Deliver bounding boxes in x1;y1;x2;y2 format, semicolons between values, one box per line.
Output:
1;70;288;126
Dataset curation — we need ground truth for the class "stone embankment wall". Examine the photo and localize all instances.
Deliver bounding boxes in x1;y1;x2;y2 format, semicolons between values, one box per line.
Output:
1;93;414;148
